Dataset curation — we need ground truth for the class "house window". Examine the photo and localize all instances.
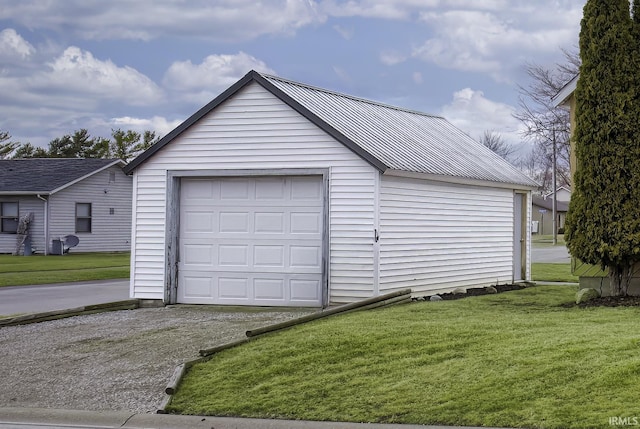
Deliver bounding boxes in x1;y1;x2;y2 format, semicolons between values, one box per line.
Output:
76;203;92;233
109;171;116;183
1;202;18;233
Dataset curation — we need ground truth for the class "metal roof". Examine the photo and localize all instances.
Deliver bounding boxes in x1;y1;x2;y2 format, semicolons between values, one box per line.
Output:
126;70;538;188
0;158;123;194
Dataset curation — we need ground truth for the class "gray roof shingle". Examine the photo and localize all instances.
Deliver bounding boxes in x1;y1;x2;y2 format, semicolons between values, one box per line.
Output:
0;158;121;194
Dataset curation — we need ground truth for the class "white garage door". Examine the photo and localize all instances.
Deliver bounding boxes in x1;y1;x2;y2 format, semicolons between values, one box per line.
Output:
178;176;324;307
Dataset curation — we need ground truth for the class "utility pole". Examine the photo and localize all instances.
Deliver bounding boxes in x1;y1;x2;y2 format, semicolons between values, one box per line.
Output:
552;128;557;246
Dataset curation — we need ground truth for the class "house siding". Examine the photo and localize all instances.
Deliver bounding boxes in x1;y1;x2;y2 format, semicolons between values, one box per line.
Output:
378;175;519;295
0;196;45;254
48;165;132;252
131;82;377;302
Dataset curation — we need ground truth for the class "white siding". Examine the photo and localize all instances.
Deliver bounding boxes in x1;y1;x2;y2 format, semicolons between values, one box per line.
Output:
132;82;377;302
49;165;132;252
0;196;44;254
378;175;516;295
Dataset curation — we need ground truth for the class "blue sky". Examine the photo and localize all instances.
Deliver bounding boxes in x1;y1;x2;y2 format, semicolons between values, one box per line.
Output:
0;1;583;153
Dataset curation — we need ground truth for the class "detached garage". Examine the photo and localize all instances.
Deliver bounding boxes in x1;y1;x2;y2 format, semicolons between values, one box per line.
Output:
125;70;538;307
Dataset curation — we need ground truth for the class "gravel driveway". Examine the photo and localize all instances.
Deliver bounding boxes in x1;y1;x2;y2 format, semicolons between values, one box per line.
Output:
0;306;313;413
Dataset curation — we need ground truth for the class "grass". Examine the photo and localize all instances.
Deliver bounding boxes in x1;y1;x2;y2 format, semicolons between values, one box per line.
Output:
532;262;579;283
0;252;129;287
168;286;640;429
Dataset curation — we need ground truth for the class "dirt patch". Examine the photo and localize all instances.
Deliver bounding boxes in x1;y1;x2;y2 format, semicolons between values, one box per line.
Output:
413;284;528;301
0;306;313;413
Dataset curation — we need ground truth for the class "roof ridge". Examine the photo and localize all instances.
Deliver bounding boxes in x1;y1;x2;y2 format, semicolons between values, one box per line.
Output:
259;72;445;120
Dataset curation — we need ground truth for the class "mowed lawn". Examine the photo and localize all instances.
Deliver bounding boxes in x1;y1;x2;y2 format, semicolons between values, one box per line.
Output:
0;252;129;287
169;286;640;429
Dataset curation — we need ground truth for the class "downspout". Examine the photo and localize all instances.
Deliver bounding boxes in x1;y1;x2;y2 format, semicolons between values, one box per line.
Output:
36;194;48;255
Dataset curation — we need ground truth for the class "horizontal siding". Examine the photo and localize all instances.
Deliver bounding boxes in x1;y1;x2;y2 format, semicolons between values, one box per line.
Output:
49;166;132;253
0;196;45;254
132;82;376;303
379;175;515;295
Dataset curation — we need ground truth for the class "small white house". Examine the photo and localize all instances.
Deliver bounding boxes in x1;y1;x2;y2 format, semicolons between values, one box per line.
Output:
125;70;538;307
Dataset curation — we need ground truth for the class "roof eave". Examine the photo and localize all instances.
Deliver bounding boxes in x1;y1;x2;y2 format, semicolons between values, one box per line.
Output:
0;191;52;196
384;169;539;191
50;159;125;194
551;74;578;108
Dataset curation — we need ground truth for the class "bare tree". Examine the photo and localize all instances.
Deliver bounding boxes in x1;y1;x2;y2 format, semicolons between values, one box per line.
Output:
514;48;579;191
479;130;517;161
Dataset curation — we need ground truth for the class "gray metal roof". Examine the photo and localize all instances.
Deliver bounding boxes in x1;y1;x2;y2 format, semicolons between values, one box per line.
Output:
0;158;122;194
126;70;538;188
263;74;537;187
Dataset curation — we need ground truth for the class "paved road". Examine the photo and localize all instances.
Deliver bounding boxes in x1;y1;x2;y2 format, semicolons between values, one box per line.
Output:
0;407;512;429
0;279;130;316
531;245;571;264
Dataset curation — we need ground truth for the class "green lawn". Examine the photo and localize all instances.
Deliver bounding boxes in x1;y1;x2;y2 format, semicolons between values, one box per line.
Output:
0;252;129;287
168;286;640;429
532;262;579;283
532;234;566;247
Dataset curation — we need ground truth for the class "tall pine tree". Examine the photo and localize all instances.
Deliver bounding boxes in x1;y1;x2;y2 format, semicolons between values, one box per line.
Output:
565;0;640;296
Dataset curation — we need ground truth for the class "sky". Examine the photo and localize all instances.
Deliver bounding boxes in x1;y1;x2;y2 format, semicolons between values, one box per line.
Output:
0;1;584;154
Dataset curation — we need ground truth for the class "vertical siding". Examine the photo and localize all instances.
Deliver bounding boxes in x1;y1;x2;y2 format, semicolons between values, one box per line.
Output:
379;175;515;295
0;196;44;254
132;82;376;302
49;165;132;252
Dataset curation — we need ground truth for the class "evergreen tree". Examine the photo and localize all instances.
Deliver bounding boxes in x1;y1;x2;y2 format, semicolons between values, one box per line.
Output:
565;0;640;296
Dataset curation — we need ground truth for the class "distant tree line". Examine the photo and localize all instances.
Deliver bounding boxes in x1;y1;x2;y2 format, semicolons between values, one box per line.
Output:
0;128;160;162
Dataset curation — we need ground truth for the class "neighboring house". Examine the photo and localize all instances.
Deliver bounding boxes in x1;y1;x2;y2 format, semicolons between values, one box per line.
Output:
0;158;132;254
125;70;539;308
532;195;569;235
544;186;572;203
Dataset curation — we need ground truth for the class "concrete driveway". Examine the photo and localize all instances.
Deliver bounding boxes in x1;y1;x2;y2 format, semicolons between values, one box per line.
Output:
531;245;571;264
0;279;129;316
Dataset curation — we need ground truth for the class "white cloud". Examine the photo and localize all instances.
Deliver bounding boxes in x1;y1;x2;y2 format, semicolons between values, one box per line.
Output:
163;52;276;104
379;50;406;66
333;24;353;40
440;87;524;147
44;47;164;105
320;0;439;19
413;6;580;81
1;1;325;42
111;116;183;139
0;28;35;61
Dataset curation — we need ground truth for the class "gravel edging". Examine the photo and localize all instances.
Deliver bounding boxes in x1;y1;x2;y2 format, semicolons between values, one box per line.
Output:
0;306;313;413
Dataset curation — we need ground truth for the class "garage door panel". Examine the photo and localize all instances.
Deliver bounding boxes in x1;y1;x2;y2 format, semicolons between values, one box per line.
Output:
219;277;249;299
183;211;215;233
218;245;249;266
179;176;323;307
254;278;285;300
291;176;323;200
290;278;321;301
183;244;214;266
290;245;322;268
220;178;250;199
182;276;214;298
254;245;285;267
219;212;249;232
254;212;284;233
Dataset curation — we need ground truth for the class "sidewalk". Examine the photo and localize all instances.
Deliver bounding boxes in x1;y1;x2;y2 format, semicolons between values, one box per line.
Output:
0;407;512;429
